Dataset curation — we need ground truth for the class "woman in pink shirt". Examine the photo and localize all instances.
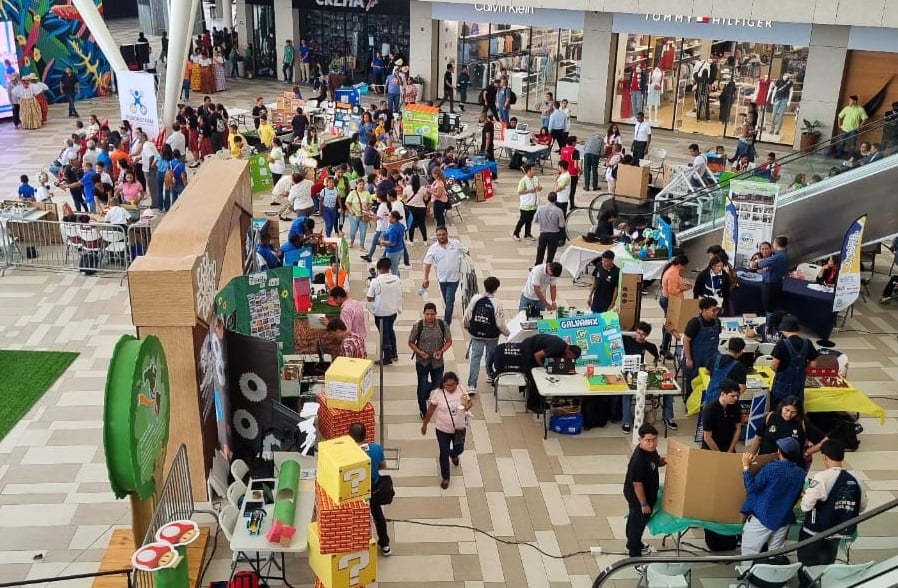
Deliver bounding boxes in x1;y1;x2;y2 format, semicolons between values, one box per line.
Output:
421;371;473;489
429;168;449;229
115;171;145;206
659;255;692;356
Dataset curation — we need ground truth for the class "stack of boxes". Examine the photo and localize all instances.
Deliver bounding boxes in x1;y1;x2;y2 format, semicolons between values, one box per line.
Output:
273;91;306;126
317;393;375;443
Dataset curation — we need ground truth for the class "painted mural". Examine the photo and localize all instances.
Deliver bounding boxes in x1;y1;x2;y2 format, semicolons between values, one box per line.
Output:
0;0;112;102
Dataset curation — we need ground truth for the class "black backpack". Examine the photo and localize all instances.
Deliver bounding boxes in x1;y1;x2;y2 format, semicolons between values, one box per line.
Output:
509;90;517;105
468;296;499;339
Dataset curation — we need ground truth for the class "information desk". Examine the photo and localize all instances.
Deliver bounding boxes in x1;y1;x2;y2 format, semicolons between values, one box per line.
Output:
558;237;668;281
443;161;499;184
687;367;886;423
229;454;316;587
732;275;836;340
531;367;680;439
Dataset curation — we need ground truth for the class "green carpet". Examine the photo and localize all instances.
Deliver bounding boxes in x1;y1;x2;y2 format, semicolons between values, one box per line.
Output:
0;350;79;441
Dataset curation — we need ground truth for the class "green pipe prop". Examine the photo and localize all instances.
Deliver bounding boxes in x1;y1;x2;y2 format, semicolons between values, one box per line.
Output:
273;459;301;524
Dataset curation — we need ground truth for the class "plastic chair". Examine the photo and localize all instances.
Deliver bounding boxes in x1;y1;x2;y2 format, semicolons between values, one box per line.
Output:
757;343;776;356
99;229;128;266
644;562;691;587
812;561;873;586
218;504;239;542
754;354;774;368
493;371;529;413
797;263;821;280
227;479;247;508
207;451;230;503
230;458;250;484
734;562;801;587
646;148;667;185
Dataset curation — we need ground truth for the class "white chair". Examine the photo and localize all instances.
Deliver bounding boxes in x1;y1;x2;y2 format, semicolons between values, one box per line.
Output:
493;372;529;413
230;458;250;484
754;354;774;368
305;99;318;109
837;353;849;377
218;504;239;542
757;342;776;356
207;451;230;503
646;148;667;185
797;263;821;280
99;229;128;266
812;561;874;586
227;479;247;508
734;562;802;587
644;562;691;587
59;222;82;263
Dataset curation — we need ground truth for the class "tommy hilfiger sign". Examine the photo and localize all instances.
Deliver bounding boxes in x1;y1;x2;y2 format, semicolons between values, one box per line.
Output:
645;14;774;28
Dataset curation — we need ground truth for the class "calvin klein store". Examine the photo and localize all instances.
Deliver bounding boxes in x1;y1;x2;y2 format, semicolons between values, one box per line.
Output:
610;14;812;145
430;3;585;115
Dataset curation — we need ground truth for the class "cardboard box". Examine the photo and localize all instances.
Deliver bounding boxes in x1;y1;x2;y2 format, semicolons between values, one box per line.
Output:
663;439;776;524
317;394;376;442
618;273;642;331
616;164;650;200
314;482;372;553
308;522;377;588
317;436;371;504
324;357;375;411
665;297;701;336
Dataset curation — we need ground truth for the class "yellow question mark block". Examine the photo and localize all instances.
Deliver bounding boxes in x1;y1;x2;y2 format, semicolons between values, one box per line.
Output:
317;436;371;504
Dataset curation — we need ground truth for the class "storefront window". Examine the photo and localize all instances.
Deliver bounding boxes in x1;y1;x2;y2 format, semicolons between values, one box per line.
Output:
612;35;808;145
250;5;277;78
451;23;582;115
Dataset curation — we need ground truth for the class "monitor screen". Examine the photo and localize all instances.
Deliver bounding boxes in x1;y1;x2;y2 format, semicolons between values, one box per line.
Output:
0;22;18;120
403;134;423;146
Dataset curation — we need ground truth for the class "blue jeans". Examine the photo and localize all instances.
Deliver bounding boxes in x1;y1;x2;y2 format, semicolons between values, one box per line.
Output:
366;230;383;257
439;281;459;324
64;93;77;116
388;93;401;114
435;429;465;481
386;250;403;276
374;314;397;361
162;188;181;212
519;295;545;312
622;394;674;425
322;206;338;237
416;362;444;417
498;106;509;123
347;215;368;247
433;200;447;228
840;129;859;157
769;98;789;135
659;296;671;352
467;338;498;389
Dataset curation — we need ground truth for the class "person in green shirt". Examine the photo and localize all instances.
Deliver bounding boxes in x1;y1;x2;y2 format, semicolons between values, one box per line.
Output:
838;95;868;158
345;178;373;249
512;164;542;241
282;39;295;84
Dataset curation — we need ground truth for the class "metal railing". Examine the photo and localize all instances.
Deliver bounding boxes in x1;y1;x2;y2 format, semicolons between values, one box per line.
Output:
0;218;154;279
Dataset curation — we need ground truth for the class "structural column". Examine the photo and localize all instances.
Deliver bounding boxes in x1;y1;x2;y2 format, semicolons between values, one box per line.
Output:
160;0;198;129
795;24;851;148
233;0;251;50
71;0;129;72
578;11;615;126
273;0;297;83
409;0;437;101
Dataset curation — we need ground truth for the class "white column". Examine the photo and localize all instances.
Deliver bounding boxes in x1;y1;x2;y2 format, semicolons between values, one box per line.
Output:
794;24;850;149
273;0;296;82
409;0;436;101
578;11;615;126
71;0;129;72
233;0;251;47
160;0;199;130
219;0;234;30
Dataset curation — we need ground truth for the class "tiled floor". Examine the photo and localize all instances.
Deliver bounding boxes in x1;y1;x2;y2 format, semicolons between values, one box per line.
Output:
1;18;898;588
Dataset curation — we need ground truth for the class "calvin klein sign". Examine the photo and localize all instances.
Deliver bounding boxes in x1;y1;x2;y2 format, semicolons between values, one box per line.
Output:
474;3;535;15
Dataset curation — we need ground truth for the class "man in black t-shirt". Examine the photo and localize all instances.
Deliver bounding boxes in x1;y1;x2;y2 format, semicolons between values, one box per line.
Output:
520;334;581;411
706;337;748;393
291;107;309;139
59;67;80;117
480;112;495;162
770;315;819;403
376;100;393;133
623;424;665;557
700;378;742;452
251;96;267;130
588;250;620;313
438;63;455;113
617;322;660;432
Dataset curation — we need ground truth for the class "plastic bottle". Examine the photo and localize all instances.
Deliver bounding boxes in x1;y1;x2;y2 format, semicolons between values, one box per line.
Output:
417;287;428;298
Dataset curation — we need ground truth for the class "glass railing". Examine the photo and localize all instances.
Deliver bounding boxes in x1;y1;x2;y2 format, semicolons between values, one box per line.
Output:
582;119;898;242
592;497;898;587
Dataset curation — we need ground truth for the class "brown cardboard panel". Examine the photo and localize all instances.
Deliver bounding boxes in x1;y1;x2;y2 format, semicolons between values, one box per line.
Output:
616;165;650;199
666;297;701;336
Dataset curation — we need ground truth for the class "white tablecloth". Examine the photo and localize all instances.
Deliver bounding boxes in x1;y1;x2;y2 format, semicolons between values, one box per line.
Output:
559;243;667;281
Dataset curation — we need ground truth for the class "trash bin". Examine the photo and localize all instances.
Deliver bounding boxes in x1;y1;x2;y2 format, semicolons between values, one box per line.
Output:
237;59;246;78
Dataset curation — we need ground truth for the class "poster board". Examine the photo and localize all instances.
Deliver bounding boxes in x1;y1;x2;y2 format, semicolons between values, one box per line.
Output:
249;153;273;194
215;266;296;353
116;70;160;137
402;104;439;149
537;311;625;366
333;87;362;138
833;214;867;312
725;180;780;269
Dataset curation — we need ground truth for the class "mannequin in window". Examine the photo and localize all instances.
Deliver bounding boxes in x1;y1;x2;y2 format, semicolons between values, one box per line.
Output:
767;73;794;136
630;65;646;122
619;69;632;120
660;40;675;70
647;65;663;122
719;78;737;124
754;75;771;112
693;59;712;122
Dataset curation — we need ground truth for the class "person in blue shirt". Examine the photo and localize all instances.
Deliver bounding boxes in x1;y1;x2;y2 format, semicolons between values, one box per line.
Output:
80;162;97;213
740;437;807;561
256;233;282;269
379;211;406;277
385;68;403;114
18;175;36;201
751;234;789;313
96;144;113;171
281;216;317;256
348;422;391;556
370;51;385;87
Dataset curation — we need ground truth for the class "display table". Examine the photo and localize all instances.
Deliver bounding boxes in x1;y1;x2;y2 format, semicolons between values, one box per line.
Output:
229;454;316;587
732;274;836;340
558;237;668;281
494;138;549;165
687;367;886;423
438;128;478;155
444;161;499;183
506;310;538;344
647;491;743;555
530;366;680;439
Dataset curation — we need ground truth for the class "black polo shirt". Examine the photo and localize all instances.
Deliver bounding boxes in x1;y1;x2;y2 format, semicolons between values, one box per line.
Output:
590;263;620;312
701;398;740;451
520;334;568;368
624;447;661;507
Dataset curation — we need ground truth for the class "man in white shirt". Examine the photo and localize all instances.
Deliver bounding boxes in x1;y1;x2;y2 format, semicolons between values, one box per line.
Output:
104;198;131;225
288;172;314;217
366;257;403;365
422;226;469;324
463;276;510;392
519;261;562;311
136;130;158;208
166;123;187;155
631;111;652;166
687;143;711;186
60;138;81;168
81;140;100;166
547;101;568;152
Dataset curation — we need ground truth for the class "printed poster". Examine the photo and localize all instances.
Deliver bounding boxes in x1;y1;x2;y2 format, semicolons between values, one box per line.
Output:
116;70;159;137
726;180;780;269
334;87;362;138
537;311;624;366
215;266;295;353
834;214;867;312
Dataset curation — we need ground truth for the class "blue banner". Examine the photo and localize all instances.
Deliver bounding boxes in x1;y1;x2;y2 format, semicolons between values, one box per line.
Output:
537;311;625;366
722;200;738;263
834;214;867;312
334;87;362;138
657;217;675;257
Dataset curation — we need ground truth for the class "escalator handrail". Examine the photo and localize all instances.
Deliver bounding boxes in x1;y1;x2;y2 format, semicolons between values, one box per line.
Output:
649;116;897;216
592;496;898;587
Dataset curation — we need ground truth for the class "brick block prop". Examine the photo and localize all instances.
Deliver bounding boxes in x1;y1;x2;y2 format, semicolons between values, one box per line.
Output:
314;482;371;553
309;523;377;588
317;394;375;442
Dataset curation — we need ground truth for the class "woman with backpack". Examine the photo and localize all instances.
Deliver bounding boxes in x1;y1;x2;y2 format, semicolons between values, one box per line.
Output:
408;302;453;419
154;144;187;212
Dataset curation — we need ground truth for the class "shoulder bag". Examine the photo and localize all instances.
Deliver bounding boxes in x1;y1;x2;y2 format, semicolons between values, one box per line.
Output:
441;387;467;445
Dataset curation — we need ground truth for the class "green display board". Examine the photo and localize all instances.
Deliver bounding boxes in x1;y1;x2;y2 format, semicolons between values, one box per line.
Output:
249;153;274;193
215;266;295;353
537;311;625;367
402;107;439;150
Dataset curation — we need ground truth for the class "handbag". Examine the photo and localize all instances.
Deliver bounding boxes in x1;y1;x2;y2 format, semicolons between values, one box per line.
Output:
375;474;395;504
440;387;467;445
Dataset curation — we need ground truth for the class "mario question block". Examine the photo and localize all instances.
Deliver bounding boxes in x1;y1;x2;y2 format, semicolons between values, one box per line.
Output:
309;522;377;588
324;357;374;411
317;436;371;504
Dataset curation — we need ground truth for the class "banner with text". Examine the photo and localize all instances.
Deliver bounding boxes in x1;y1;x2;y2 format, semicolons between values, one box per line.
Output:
537;311;625;366
725;180;779;269
834;214;867;312
116;70;159;137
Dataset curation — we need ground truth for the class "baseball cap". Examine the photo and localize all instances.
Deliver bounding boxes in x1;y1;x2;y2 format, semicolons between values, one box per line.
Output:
776;437;801;458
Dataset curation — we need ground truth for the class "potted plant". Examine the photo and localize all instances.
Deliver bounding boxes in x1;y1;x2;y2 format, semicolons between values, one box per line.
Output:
411;74;425;102
800;119;824;151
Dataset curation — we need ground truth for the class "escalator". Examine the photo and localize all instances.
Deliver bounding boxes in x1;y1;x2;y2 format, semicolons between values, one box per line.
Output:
592;496;898;587
580;119;898;264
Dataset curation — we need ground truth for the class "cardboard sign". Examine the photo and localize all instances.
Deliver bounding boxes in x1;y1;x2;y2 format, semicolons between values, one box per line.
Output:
665;297;701;336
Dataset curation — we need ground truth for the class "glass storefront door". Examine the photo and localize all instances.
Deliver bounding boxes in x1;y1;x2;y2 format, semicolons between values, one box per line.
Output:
612;34;808;145
250;4;277;78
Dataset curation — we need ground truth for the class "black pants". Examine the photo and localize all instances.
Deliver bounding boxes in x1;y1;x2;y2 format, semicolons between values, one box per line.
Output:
550;129;567;152
370;487;390;548
407;205;428;242
632;141;648;166
761;281;782;314
555;202;568;244
12;103;20;127
796;528;838;567
514;209;536;238
439;88;455;112
535;231;560;265
625;501;651;556
568;176;579;209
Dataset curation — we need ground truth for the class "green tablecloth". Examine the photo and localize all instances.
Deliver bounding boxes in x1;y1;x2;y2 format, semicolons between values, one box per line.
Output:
646;490;744;537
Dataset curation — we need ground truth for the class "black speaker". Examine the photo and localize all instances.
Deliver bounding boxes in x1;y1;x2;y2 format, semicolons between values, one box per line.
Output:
135;42;150;65
120;44;137;66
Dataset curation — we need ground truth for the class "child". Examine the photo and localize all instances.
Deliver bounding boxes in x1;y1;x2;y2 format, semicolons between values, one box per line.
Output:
624;423;666;558
320;177;340;237
18;174;36;201
35;171;52;203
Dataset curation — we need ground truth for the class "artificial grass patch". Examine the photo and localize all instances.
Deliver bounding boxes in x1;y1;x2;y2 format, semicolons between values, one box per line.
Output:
0;350;79;441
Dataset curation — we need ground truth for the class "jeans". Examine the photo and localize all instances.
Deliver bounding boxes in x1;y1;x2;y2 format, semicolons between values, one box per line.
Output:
513;209;536;238
535;231;560;265
64;92;77;116
162;188;181;212
433;200;448;228
407;205;427;241
388;93;401;114
625;502;651;557
769;98;789;135
583;152;600;190
659;296;671;351
435;429;465;481
439;89;455;113
374;314;397;362
71;191;88;213
840;129;859;157
439;281;459;324
282;63;294;83
630;92;643;118
86;199;97;213
519;295;546;312
366;230;383;258
467;338;498;389
632;141;648;166
386;250;403;276
498;106;509;123
416;362;444;417
347;215;368;247
370;488;390;548
622;394;674;425
322;206;338;237
181;80;190;101
230;60;239;78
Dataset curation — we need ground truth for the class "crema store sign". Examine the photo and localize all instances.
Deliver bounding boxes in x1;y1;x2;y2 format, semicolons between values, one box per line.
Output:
474;2;535;15
612;12;811;45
